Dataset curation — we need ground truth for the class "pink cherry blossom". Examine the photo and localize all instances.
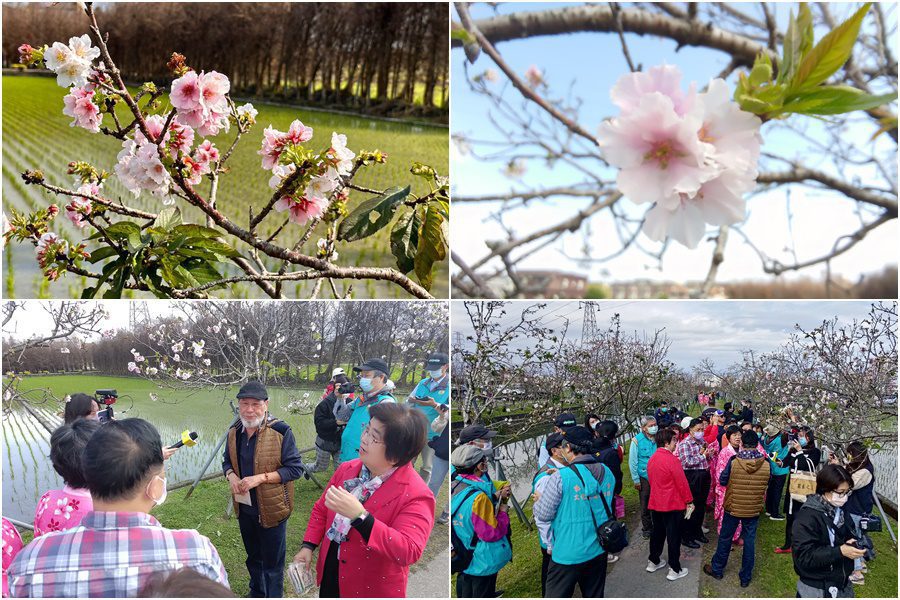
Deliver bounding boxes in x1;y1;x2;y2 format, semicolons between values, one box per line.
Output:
610;64;696;117
525;65;544;88
695;79;762;177
65;183;97;228
274;194;328;226
167;121;195;154
194;140;220;164
598;91;715;208
268;163;296;190
170;70;202;111
62;85;102;133
258;120;313;169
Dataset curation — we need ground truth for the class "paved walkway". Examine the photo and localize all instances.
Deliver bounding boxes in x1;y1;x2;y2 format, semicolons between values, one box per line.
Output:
408;544;450;598
604;519;702;597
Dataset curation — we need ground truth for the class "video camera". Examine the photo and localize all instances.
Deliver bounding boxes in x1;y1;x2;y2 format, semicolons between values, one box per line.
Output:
337;381;355;395
94;389;118;422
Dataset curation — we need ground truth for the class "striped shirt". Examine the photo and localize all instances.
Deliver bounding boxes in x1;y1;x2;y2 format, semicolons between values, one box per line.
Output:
8;511;229;598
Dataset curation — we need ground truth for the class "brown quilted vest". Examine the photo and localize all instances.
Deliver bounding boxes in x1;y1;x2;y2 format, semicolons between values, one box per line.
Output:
227;417;295;528
723;456;770;518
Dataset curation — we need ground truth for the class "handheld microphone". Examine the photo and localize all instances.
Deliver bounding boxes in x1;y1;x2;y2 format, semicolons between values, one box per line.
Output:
171;430;199;449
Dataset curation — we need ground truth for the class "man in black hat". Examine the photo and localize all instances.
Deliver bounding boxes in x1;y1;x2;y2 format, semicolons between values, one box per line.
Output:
407;352;450;481
338;357;396;463
538;412;577;467
222;381;305;598
533;425;616;597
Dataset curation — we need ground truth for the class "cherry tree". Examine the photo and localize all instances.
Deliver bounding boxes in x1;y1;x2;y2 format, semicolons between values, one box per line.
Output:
713;302;897;449
5;3;448;299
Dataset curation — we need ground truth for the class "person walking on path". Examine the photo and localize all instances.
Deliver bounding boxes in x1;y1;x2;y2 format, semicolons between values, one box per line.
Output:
646;428;694;582
534;426;616;598
703;430;770;588
791;464;866;597
676;418;714;547
628;416;658;539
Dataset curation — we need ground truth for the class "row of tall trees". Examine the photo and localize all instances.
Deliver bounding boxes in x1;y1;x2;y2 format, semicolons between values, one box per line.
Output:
3;301;449;388
3;2;448;115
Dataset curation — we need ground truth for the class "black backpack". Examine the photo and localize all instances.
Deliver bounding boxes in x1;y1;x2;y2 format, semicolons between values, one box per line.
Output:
569;464;629;554
450;484;481;574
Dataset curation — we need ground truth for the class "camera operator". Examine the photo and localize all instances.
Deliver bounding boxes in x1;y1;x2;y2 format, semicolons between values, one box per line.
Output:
63;392;101;423
828;441;876;584
407;352;450;481
792;464;866;597
222;381;305;598
307;380;354;473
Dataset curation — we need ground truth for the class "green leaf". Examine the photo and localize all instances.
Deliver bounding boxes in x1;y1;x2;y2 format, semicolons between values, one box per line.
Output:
153;206;182;231
450;26;475;45
413;204;447;291
184;259;224;285
792;3;872;91
410;162;438;183
337;186;410;242
104;221;141;241
797;3;815;57
778;9;802;85
390;209;421;274
171;224;224;239
777;86;896;116
87;246;118;264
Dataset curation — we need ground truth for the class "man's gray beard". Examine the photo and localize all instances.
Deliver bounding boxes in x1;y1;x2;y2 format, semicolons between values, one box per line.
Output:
241;415;264;429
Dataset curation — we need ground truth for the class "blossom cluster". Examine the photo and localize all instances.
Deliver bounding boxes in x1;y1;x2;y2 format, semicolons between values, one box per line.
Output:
65;182;99;229
597;65;762;248
115;114;220;201
170;70;231;137
44;35;99;88
259;122;356;226
62;85;102;132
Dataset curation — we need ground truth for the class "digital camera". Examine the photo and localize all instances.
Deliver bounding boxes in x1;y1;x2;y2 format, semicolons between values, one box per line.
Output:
94;389;118;422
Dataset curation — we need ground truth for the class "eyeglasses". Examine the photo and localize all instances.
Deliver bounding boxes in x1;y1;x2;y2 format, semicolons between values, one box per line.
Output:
361;424;384;444
832;489;853;498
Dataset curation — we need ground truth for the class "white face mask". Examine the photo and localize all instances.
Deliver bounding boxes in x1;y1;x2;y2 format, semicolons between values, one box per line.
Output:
149;475;167;506
828;491;849;507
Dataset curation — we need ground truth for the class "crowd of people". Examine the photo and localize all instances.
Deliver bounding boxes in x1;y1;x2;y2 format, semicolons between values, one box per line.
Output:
451;395;882;598
2;353;450;598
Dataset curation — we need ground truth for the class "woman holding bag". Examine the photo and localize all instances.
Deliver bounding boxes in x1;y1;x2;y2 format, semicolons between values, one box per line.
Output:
293;404;434;598
775;426;821;554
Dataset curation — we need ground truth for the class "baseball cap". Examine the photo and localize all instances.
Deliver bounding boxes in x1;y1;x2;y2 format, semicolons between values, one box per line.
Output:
425;353;449;369
354;358;389;375
332;367;346;377
680;416;693;429
561;425;594;447
458;424;497;444
554;413;577;429
763;424;780;437
545;432;564;451
451;445;488;469
236;381;268;401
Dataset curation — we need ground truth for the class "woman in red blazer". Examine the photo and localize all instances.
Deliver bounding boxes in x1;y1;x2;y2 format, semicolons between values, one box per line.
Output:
294;403;436;598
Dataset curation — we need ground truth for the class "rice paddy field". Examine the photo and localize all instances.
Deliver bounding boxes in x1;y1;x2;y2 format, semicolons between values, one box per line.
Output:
2;74;449;299
1;374;414;524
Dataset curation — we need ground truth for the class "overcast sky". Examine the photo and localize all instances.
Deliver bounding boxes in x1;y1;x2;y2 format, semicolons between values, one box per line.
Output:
3;301;181;341
450;300;882;370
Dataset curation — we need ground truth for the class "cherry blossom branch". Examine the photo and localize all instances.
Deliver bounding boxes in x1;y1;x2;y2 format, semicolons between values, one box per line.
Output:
28;179;157;220
455;2;600;145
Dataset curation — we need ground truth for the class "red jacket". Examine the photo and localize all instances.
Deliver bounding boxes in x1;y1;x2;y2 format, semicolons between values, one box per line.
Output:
647;448;693;511
303;459;435;598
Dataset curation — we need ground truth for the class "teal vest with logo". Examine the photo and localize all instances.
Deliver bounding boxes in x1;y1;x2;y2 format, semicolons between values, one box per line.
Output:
340;391;394;463
550;463;614;565
410;376;449;440
451;476;512;576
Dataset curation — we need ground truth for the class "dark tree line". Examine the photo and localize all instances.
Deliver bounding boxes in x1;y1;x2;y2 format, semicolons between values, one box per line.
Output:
3;2;448;118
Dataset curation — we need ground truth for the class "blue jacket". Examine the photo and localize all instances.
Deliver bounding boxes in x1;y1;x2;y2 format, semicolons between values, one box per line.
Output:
451;476;512;576
628;432;656;483
764;435;790;476
408;376;449;440
339;390;395;463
